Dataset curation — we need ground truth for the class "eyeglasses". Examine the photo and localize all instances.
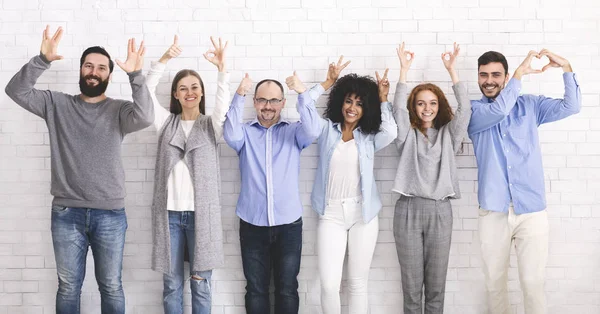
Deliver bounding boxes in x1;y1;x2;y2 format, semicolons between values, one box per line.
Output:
254;98;284;106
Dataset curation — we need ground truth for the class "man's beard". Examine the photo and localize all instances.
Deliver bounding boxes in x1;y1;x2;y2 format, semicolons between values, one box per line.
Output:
479;82;505;101
79;74;109;97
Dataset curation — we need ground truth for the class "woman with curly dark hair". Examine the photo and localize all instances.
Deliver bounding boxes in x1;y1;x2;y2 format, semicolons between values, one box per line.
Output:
311;57;398;314
391;42;471;314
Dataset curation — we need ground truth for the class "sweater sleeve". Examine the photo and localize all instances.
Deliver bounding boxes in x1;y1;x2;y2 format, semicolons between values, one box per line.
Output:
119;70;155;134
4;54;54;119
448;82;472;153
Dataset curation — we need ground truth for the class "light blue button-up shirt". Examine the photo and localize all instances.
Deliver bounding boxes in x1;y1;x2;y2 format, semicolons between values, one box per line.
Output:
223;85;322;226
310;85;397;223
468;73;581;214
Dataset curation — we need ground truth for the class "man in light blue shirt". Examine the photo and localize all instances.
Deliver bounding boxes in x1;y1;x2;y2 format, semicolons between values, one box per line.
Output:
469;50;581;314
223;72;322;314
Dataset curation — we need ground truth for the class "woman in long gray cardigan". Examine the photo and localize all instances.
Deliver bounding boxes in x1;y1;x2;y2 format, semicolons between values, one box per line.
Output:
147;35;230;314
392;42;471;314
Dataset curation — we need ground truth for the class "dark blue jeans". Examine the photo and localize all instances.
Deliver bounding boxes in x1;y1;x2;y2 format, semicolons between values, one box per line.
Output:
163;211;212;314
50;206;127;314
240;217;303;314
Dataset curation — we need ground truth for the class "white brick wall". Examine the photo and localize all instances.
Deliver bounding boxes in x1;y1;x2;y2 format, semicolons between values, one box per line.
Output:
1;1;599;313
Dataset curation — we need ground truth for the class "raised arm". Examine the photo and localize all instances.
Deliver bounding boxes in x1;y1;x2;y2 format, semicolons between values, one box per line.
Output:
117;38;155;134
286;72;322;149
441;43;471;151
374;68;397;151
203;36;231;140
146;35;182;132
313;56;353;136
392;42;415;147
223;73;252;152
534;49;581;124
468;50;543;136
5;25;64;119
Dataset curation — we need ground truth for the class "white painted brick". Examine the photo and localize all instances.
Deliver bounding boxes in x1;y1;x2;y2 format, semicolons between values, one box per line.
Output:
1;3;599;314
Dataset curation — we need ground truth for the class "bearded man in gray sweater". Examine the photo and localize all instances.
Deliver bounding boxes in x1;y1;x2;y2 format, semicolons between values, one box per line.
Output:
4;25;154;314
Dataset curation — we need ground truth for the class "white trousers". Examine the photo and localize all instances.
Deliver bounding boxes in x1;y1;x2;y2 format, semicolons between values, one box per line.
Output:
317;197;379;314
478;205;549;314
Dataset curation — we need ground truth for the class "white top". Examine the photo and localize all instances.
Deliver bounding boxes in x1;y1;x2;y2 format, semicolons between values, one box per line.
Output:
146;61;230;211
326;139;361;200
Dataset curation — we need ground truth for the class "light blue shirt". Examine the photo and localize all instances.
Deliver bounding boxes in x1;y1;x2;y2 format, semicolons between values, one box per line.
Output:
223;85;322;227
311;85;398;223
468;73;581;214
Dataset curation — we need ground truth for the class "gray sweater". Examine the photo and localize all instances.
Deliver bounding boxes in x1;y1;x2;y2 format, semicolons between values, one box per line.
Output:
5;55;154;209
392;82;471;200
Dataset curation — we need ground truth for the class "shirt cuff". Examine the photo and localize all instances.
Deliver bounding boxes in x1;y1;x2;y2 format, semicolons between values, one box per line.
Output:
150;61;167;71
217;71;231;83
232;92;245;107
563;72;578;86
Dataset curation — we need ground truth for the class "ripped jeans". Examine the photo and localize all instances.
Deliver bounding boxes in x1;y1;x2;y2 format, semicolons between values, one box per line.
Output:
163;211;212;314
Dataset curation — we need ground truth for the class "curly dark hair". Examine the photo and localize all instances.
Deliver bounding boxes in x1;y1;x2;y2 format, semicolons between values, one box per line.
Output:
407;83;454;135
324;73;382;134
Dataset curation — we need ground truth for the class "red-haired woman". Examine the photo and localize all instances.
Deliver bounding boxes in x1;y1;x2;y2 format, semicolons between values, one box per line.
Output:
391;42;471;314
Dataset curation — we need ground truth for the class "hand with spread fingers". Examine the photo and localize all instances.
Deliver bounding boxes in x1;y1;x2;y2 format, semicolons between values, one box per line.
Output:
40;25;64;62
203;36;228;73
158;35;182;65
441;42;461;84
322;55;351;90
236;73;253;96
376;68;390;103
514;50;544;80
285;71;307;94
397;42;415;83
539;49;572;72
117;38;145;73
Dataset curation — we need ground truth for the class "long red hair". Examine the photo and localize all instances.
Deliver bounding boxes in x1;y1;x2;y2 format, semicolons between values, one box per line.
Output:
407;83;454;136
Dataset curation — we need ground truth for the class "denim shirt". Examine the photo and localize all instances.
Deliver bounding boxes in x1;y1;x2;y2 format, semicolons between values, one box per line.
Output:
468;73;581;214
311;92;398;223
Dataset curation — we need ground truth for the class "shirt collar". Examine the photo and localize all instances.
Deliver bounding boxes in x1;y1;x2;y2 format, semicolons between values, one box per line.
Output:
250;117;290;128
480;95;495;103
333;122;361;134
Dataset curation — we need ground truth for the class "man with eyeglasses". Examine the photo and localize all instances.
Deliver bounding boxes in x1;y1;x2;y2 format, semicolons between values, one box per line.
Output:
223;71;326;314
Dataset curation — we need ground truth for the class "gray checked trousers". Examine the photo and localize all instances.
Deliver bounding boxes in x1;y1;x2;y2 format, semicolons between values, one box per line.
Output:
393;195;453;314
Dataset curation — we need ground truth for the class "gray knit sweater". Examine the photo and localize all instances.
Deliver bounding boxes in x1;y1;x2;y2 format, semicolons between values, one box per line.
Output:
391;82;471;200
5;55;154;209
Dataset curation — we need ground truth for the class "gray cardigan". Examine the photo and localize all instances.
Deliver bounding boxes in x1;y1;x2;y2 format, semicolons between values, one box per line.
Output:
391;82;471;200
152;114;224;274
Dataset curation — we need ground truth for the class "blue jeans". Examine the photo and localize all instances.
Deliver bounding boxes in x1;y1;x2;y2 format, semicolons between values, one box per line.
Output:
240;218;303;314
163;211;212;314
50;206;127;314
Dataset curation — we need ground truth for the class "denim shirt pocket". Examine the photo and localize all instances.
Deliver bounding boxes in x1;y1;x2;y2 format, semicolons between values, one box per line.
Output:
509;106;531;139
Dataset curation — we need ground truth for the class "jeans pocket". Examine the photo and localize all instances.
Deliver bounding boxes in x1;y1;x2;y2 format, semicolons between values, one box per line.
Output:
51;205;69;213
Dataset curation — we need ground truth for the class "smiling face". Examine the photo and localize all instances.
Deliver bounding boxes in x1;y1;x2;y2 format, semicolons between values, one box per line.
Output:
414;90;438;129
79;53;111;97
173;75;203;112
341;93;364;128
253;81;285;127
478;62;510;100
